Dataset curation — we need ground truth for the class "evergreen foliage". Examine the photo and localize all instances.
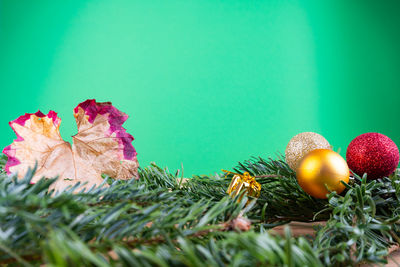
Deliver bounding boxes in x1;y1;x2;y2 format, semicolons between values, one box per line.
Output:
0;153;400;266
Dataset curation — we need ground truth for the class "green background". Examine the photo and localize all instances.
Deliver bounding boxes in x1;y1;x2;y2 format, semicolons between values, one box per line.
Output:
1;0;399;176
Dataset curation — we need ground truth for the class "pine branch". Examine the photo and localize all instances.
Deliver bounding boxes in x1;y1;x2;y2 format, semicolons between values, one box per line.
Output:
39;227;323;267
1;154;400;266
180;156;331;223
0;163;253;265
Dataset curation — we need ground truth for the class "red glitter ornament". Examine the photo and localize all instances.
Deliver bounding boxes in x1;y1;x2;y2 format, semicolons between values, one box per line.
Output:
346;133;399;179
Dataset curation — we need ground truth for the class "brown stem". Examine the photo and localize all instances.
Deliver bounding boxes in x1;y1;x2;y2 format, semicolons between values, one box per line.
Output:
0;254;41;265
87;200;151;207
122;224;228;247
255;175;284;178
390;230;400;244
266;216;327;223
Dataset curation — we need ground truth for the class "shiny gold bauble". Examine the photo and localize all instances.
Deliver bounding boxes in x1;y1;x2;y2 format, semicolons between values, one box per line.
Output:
285;132;331;171
297;149;349;199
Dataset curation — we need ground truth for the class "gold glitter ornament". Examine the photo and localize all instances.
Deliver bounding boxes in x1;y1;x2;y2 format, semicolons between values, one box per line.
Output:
297;149;349;199
223;170;261;202
285;132;331;171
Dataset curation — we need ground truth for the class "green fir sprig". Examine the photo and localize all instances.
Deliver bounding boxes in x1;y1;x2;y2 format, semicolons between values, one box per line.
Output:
0;153;400;266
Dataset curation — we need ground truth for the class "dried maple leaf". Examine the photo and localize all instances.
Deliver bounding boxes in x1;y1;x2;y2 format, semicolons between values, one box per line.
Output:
3;99;139;191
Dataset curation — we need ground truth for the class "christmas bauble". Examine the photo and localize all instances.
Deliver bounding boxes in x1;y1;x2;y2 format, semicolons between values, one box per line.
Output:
297;149;349;199
346;133;399;179
285;132;331;171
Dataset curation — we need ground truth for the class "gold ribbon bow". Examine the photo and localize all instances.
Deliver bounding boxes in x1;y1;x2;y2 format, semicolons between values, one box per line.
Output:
222;170;261;201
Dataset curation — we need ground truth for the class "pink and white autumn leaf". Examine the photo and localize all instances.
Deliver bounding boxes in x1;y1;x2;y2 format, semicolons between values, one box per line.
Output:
3;99;139;191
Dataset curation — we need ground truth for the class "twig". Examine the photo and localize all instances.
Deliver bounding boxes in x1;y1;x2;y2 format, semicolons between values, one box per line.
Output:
255;175;284;178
